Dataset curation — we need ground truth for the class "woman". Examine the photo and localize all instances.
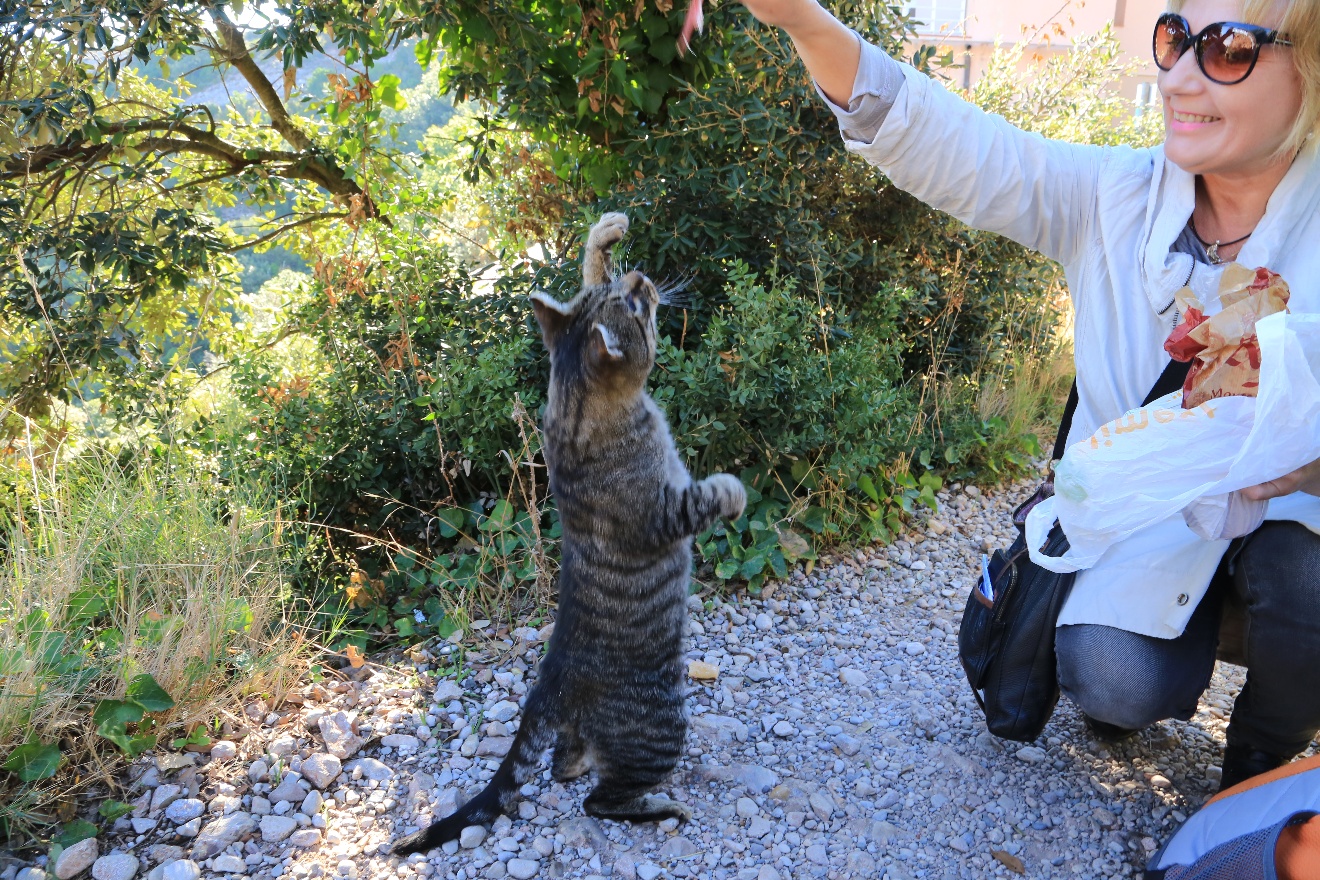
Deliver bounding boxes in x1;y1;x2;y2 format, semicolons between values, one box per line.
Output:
737;0;1320;789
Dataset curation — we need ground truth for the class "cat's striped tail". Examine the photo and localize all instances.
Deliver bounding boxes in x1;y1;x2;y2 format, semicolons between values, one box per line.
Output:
391;690;555;855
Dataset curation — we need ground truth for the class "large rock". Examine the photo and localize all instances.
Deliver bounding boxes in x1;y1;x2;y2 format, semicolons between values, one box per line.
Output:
317;712;365;760
288;829;321;848
506;860;539;880
344;758;393;782
91;855;138;880
149;785;182;816
190;814;257;859
258;815;297;843
556;817;608;853
691;762;779;795
145;861;199;880
299;754;341;789
432;681;464;702
475;736;513;757
486;701;518;723
210;856;245;875
690;715;748;744
163;799;204;824
380;734;419;752
267;772;308;804
54;839;99;879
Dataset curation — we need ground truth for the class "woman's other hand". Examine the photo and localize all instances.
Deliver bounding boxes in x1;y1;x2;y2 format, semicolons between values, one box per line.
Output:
1242;458;1320;501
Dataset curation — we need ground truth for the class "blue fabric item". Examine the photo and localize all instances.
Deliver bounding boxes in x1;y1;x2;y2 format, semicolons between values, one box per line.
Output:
1147;755;1320;878
1150;812;1313;880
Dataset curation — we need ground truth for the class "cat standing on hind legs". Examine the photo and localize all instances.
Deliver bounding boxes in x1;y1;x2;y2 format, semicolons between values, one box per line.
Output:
392;212;746;855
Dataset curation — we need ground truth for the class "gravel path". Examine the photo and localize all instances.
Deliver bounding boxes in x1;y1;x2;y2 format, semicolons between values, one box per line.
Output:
17;479;1317;880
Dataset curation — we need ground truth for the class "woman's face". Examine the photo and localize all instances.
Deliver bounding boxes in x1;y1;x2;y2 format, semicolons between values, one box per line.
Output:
1159;0;1303;179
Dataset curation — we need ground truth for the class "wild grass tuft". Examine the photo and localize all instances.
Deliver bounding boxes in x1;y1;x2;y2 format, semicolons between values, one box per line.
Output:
0;435;304;845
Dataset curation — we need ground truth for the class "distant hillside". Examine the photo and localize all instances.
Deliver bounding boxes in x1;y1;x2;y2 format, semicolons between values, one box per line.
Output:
142;40;424;111
137;39;452;292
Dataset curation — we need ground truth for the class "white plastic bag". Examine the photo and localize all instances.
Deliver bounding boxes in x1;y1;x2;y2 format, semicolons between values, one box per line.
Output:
1027;312;1320;572
1181;491;1267;541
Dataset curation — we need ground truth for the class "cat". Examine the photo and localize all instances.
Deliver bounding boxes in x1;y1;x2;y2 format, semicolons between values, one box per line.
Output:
392;212;746;854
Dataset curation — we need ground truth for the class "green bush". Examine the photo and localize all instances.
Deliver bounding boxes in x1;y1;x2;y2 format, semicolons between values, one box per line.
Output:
198;23;1165;622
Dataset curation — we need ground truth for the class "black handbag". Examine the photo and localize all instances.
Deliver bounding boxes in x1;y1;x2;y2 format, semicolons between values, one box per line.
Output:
958;359;1191;742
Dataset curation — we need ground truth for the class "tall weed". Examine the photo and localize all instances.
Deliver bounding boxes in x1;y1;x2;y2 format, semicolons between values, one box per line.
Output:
0;437;302;842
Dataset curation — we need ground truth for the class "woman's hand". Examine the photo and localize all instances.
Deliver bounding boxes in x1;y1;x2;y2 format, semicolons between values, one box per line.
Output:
1242;458;1320;501
735;0;859;105
738;0;822;31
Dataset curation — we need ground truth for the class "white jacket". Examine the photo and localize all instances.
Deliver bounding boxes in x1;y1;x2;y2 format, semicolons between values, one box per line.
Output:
841;58;1320;638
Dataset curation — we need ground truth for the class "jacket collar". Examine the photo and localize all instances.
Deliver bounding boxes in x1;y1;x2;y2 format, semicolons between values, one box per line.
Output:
1139;138;1320;316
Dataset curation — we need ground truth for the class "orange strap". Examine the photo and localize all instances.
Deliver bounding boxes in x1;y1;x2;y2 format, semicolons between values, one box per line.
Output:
1277;814;1320;880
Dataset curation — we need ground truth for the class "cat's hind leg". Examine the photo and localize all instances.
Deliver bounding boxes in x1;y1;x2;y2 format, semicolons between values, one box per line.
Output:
583;788;692;824
551;727;591;782
581;712;688;824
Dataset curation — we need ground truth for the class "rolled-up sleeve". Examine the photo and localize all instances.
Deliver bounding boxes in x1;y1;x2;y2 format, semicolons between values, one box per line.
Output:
815;34;905;144
832;49;1109;268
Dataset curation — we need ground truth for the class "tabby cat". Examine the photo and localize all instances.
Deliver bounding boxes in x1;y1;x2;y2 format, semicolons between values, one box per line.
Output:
393;212;746;854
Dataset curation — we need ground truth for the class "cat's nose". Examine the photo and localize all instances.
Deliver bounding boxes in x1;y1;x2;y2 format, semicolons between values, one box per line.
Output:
622;271;657;302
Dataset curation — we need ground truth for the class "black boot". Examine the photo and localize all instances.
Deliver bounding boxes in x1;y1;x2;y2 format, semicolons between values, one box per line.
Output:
1218;743;1289;792
1083;714;1140;743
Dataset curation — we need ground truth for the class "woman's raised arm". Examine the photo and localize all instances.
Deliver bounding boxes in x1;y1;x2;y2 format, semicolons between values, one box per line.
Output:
740;0;860;105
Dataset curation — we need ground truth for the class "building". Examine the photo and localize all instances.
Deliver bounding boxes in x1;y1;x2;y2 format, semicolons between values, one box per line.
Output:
899;0;1168;106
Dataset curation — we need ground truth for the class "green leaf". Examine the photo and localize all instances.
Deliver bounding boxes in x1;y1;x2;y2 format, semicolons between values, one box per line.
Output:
479;499;514;532
2;742;62;782
98;800;134;821
857;474;879;503
94;699;144;753
435;615;460;639
375;74;407;111
740;554;766;579
394;617;415;637
125;733;157;758
714;560;739;580
170;727;212;750
55;820;97;847
126;674;175;712
435;508;464;538
799;507;827;534
93;699;143;729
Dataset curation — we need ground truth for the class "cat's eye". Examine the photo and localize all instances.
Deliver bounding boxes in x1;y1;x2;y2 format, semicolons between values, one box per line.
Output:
625;293;647;316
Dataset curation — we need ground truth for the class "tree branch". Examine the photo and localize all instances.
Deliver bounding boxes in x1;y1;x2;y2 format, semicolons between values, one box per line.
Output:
226;212;348;252
207;4;383;220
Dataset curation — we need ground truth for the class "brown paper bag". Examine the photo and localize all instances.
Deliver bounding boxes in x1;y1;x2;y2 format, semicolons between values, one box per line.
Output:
1163;264;1291;409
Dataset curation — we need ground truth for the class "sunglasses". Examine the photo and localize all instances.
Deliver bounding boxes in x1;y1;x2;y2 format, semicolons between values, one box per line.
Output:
1153;12;1292;85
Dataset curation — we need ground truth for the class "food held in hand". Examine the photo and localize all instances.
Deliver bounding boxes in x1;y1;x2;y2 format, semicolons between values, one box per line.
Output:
678;0;704;55
1163;264;1291;408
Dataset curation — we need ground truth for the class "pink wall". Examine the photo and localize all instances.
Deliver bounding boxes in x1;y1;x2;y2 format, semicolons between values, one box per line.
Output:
892;0;1168;102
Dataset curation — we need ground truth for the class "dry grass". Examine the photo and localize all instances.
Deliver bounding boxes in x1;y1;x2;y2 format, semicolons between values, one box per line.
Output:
977;341;1077;452
1;440;305;843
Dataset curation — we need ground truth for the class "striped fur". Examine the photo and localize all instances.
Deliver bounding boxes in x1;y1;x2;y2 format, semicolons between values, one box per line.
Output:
392;213;745;855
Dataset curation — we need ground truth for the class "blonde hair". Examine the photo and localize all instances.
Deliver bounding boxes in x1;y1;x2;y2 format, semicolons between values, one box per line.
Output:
1167;0;1320;156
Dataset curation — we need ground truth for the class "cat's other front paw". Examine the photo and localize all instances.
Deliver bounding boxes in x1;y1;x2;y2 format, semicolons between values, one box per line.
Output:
588;212;630;250
708;473;747;520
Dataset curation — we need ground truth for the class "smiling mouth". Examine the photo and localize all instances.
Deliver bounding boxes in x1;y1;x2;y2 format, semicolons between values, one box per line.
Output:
1171;110;1221;124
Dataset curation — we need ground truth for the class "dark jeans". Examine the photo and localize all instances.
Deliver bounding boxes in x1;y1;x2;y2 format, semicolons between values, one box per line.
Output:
1056;521;1320;757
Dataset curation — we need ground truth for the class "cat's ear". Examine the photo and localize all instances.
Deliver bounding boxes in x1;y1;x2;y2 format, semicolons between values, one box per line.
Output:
530;291;572;352
589;322;624;365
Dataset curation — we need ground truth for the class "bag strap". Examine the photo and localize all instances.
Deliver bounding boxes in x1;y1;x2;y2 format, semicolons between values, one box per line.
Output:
1050;358;1193;463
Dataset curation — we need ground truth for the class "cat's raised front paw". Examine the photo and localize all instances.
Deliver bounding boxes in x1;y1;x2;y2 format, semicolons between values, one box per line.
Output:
588;212;630;250
708;473;747;520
